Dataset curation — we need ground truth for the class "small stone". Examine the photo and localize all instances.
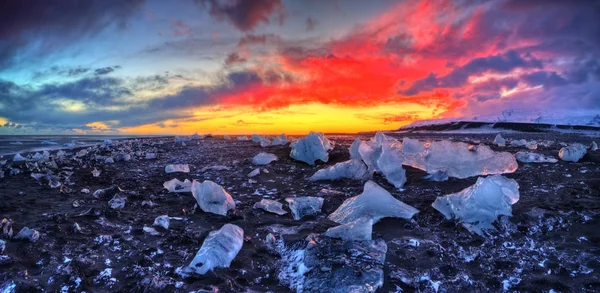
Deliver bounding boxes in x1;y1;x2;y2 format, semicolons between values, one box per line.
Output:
14;227;40;242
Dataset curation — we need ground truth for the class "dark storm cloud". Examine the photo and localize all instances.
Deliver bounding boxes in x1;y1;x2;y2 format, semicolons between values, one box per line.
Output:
0;0;145;68
0;69;272;130
197;0;282;31
401;51;542;95
94;66;119;75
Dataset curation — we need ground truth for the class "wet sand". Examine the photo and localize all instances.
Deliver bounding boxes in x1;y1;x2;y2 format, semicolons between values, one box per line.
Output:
0;133;599;292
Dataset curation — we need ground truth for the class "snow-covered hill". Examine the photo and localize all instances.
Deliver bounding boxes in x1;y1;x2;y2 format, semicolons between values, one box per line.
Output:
402;109;600;129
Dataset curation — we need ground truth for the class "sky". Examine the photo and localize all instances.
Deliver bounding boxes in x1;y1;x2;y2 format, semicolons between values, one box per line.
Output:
1;0;599;135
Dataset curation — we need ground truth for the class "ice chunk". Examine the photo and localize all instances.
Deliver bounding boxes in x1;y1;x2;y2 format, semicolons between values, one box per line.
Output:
14;227;40;242
323;217;373;241
289;132;333;165
108;195;126;209
272;134;290;146
400;138;518;179
92;168;101;177
254;199;288;215
175;136;192;143
510;139;527;147
432;175;519;235
493;134;505;147
349;138;361;159
309;159;369;181
153;215;170;229
328;180;418;224
247;168;260;177
252;134;263;143
191;180;236;216
223;135;231;140
145;153;157;160
180;224;244;275
515;151;558;163
591;141;598;151
259;137;272;147
376;142;407;188
165;164;190;173
237;136;249;141
558;143;587;162
277;234;386;293
163;178;192;193
525;141;538;150
13;153;27;162
285;197;324;220
104;157;114;164
252;152;278;165
9;141;23;145
424;170;449;182
93;185;120;199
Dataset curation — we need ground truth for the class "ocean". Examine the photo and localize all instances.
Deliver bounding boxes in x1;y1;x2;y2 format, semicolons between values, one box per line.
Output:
0;135;146;156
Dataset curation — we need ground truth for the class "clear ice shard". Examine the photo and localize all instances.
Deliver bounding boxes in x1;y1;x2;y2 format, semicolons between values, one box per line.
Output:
349;138;362;159
323;217;373;241
376;142;407;188
252;134;263;143
13;153;27;162
254;199;288;215
590;141;598;151
494;134;506;147
252;152;278;165
191;180;236;216
153;215;170;229
328;180;418;224
180;224;244;275
272;134;290;146
558;143;587;162
163;178;192;193
285;197;324;220
515;151;558;163
400;138;518;179
424;170;449;182
237;136;249;141
432;175;519;235
276;234;386;293
309;159;370;181
165;164;190;173
289;132;333;165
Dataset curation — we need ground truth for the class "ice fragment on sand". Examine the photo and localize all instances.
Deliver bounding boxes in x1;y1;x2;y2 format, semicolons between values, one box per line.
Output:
223;135;231;140
153;215;170;230
237;136;249;141
323;217;373;241
163;178;192;193
13;153;27;162
289;132;333;165
349;138;362;159
309;159;369;181
254;199;288;215
590;141;598;151
247;168;260;177
376;142;407;188
515;151;558;163
558;143;587;162
400;138;518;179
191;180;235;216
494;134;505;147
252;152;278;165
14;227;40;242
180;224;244;275
145;153;157;160
108;195;126;209
92;168;101;177
251;134;263;143
285;197;324;220
272;134;290;146
104;157;114;164
328;180;418;224
277;234;386;293
432;175;519;235
143;226;161;236
165;164;190;173
93;185;120;199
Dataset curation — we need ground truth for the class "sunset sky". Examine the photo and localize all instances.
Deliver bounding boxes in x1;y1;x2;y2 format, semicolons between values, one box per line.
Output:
1;0;599;135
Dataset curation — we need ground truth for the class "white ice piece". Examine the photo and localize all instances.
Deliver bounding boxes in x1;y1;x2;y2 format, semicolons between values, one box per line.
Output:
237;136;249;141
349;138;362;159
400;138;518;179
259;137;272;147
165;164;190;173
254;199;288;215
285;197;324;220
181;224;244;275
223;135;232;140
252;134;263;143
558;143;587;162
191;180;236;216
248;168;261;177
493;134;505;147
13;153;27;162
432;175;519;235
272;134;290;146
376;142;407;188
252;152;278;165
515;151;558;163
163;178;192;193
289;132;333;165
591;141;598;151
153;215;170;230
323;217;373;241
309;159;369;181
328;180;418;224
